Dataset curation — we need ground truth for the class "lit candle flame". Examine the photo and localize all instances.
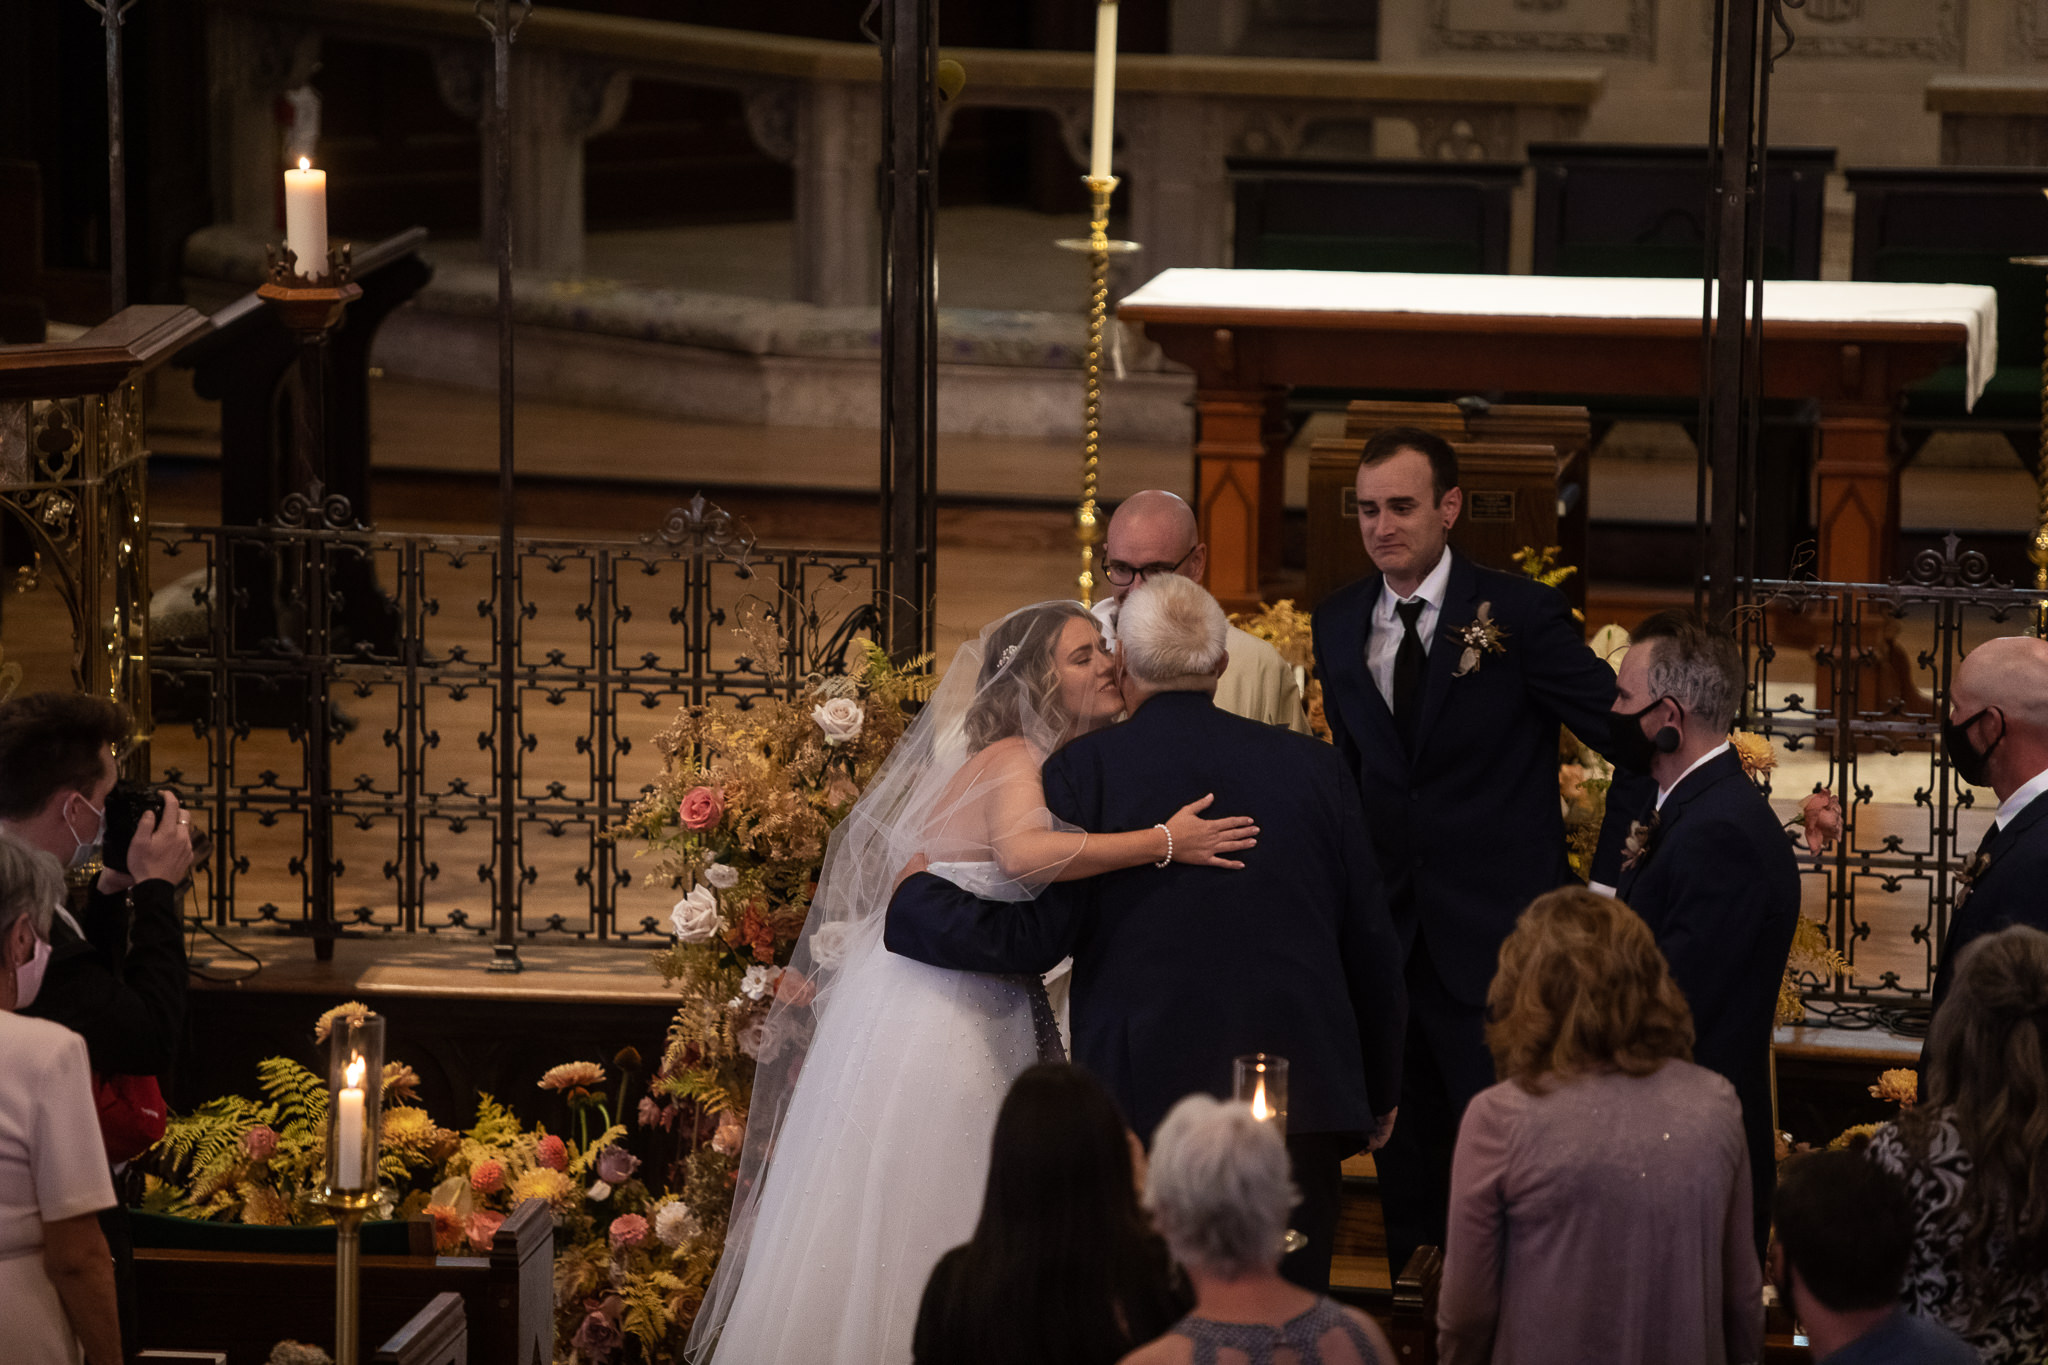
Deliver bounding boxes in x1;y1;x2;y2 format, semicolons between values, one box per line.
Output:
1251;1076;1270;1121
344;1053;365;1089
298;156;311;172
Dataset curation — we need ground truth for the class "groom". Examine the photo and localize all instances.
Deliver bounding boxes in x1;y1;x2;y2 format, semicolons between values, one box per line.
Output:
887;574;1406;1293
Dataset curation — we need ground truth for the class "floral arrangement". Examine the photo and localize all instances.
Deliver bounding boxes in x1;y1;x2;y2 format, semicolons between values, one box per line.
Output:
1229;599;1327;739
1779;1066;1918;1162
602;631;934;1337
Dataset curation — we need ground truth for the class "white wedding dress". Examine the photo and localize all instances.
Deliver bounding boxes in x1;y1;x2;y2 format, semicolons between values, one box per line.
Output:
688;603;1093;1365
700;861;1046;1365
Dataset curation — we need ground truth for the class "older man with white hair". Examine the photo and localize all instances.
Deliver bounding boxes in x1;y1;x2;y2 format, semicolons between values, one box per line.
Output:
1095;490;1308;732
888;573;1406;1292
1933;632;2048;1006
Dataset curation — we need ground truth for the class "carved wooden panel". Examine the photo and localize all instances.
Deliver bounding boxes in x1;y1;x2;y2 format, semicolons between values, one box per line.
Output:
2019;0;2048;59
1427;0;1654;58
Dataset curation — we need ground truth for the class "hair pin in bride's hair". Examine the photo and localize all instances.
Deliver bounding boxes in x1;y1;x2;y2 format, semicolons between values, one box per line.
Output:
999;643;1020;670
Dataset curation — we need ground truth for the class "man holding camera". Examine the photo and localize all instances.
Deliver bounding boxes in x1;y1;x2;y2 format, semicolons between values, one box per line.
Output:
0;691;194;1362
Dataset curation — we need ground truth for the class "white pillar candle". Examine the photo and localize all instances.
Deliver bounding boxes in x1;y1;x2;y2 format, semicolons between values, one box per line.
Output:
336;1053;366;1189
283;157;328;279
1089;1;1120;181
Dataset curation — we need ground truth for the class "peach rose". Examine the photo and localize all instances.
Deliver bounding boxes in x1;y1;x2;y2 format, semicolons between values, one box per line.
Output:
466;1208;506;1252
1798;789;1844;856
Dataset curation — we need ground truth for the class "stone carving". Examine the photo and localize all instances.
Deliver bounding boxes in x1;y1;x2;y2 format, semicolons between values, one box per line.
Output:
742;87;798;164
1773;0;1962;60
1427;0;1654;57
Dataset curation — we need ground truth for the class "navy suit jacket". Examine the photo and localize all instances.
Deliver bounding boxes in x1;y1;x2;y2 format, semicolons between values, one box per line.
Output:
884;690;1407;1144
1933;787;2048;1006
1614;748;1800;1227
1311;551;1619;1005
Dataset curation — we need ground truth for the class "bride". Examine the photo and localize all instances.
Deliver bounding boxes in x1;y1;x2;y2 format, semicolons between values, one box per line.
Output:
687;601;1256;1365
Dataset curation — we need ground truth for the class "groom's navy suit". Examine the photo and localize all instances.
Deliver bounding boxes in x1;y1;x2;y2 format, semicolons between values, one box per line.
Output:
1613;747;1800;1255
886;689;1407;1290
1312;549;1619;1272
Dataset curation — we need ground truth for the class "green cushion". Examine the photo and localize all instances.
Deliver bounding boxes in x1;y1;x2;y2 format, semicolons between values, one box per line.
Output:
131;1210;418;1255
1869;249;2045;371
1903;362;2043;419
1553;242;1797;280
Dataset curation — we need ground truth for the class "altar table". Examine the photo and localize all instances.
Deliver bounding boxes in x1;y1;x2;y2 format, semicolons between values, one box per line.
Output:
1117;269;1998;610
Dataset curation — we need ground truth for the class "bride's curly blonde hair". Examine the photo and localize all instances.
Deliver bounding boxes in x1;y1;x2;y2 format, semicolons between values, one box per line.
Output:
963;604;1099;754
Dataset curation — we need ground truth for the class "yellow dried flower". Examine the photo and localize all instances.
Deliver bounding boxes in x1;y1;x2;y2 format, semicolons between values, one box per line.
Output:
1732;731;1776;778
313;1001;371;1043
511;1165;576;1209
1869;1069;1918;1108
238;1183;291;1226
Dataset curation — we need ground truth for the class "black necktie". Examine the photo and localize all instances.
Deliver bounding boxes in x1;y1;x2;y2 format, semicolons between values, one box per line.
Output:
1393;597;1426;746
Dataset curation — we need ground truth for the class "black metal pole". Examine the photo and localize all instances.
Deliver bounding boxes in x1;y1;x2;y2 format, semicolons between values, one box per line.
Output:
88;0;132;313
879;0;937;661
1703;0;1765;623
481;0;527;973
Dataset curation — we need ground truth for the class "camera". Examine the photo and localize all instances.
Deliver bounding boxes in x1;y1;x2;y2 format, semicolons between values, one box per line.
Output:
102;782;167;875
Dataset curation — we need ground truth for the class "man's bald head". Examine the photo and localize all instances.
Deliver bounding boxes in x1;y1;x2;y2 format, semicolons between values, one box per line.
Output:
1103;490;1206;604
1951;634;2048;799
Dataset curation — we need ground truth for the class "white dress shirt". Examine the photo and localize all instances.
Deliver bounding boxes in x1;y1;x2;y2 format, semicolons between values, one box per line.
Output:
1995;764;2048;832
1368;549;1454;709
1656;740;1733;811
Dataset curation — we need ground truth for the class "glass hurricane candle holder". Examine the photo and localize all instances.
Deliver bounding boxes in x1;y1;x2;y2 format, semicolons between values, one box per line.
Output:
323;1011;385;1202
1233;1053;1289;1138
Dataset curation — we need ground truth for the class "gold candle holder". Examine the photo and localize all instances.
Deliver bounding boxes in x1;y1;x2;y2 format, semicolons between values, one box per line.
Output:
322;1011;385;1365
1056;177;1140;605
2012;247;2048;638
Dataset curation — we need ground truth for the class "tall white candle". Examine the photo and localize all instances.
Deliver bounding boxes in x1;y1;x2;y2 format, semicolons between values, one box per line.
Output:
283;157;328;280
336;1053;366;1189
1089;1;1120;181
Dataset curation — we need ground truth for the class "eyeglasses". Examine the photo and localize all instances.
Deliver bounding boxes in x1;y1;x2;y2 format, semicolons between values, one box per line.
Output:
1102;545;1197;587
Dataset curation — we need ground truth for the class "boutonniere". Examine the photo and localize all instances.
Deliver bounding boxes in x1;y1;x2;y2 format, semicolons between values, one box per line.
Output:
1448;602;1510;678
1955;846;1993;909
1620;811;1660;875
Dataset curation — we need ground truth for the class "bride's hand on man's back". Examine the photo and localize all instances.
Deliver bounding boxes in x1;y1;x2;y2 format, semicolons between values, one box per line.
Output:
1167;794;1258;869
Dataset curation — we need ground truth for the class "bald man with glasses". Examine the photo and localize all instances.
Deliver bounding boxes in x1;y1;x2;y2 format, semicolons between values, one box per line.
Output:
1093;491;1310;733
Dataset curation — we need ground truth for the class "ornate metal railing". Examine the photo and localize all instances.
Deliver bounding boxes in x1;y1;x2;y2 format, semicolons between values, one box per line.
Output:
148;497;882;947
1740;535;2047;1025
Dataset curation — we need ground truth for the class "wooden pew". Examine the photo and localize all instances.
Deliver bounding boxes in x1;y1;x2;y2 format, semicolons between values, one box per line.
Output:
373;1290;467;1365
135;1199;549;1365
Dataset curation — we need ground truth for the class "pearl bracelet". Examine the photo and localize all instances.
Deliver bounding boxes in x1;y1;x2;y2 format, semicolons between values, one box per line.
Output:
1154;822;1173;868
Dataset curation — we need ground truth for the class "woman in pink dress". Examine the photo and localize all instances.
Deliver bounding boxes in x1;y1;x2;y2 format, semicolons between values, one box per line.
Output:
1437;887;1763;1365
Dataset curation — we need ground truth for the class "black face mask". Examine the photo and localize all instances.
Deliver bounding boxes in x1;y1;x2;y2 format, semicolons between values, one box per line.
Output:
1942;707;2005;789
1610;696;1682;772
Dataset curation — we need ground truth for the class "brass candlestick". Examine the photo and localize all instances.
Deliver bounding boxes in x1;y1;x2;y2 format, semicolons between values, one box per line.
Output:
321;1011;385;1365
1055;177;1140;605
324;1189;376;1365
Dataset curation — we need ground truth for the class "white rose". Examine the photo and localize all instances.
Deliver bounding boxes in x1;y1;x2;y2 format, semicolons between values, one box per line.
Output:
654;1200;701;1249
740;964;783;1001
703;862;739;890
808;920;856;969
812;697;865;745
669;885;720;943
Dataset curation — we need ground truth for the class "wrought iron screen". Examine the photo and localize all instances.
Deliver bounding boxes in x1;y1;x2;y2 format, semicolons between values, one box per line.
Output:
1741;536;2047;1022
147;498;882;945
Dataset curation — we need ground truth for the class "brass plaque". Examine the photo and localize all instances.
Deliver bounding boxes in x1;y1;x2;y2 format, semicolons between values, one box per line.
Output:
1468;490;1516;522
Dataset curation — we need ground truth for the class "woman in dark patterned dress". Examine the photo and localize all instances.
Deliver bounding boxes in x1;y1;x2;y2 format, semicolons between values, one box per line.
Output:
1866;925;2048;1365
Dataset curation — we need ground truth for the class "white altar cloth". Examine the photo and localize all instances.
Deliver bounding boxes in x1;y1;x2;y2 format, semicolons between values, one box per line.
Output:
1121;269;2000;409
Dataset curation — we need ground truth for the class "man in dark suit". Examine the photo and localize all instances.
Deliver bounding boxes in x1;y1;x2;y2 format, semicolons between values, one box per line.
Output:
887;573;1407;1293
1609;610;1799;1254
1310;426;1619;1273
1931;634;2048;1006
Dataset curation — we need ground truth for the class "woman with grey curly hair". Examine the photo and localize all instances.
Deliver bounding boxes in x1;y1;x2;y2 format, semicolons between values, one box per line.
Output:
1122;1094;1394;1365
0;831;122;1364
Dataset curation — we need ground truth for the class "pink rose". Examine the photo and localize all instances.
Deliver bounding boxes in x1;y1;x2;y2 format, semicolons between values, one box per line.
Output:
536;1134;568;1171
469;1158;505;1193
607;1213;649;1250
572;1305;623;1362
242;1125;278;1161
637;1096;666;1129
466;1209;506;1252
1799;790;1845;856
678;786;725;831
